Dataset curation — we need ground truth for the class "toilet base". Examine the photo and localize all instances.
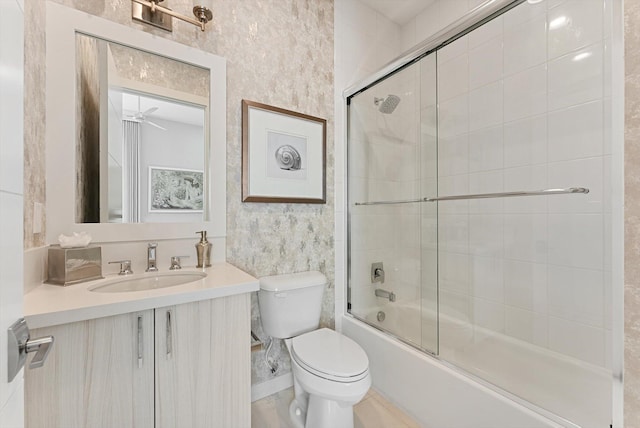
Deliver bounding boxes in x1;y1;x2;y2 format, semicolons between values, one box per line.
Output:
304;394;354;428
289;399;306;428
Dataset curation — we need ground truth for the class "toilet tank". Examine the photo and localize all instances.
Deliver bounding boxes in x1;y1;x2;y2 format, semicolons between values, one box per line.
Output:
258;271;327;339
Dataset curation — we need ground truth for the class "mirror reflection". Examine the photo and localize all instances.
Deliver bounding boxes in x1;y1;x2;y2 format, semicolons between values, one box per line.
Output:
75;33;209;224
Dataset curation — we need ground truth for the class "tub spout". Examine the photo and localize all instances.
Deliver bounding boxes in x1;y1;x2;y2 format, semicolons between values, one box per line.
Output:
375;288;396;302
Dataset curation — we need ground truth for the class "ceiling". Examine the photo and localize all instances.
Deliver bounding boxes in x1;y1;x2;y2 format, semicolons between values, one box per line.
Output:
359;0;436;25
122;92;205;127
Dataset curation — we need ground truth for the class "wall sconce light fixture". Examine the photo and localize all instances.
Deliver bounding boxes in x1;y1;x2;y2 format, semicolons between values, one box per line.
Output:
132;0;213;32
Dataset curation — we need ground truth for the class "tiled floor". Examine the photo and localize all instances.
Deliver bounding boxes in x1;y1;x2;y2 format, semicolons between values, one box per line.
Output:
252;387;421;428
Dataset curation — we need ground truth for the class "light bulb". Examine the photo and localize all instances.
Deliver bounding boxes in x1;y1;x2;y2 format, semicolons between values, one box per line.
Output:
195;0;213;10
193;0;213;24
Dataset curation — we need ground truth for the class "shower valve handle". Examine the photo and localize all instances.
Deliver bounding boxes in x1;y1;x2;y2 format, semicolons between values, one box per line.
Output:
371;262;385;284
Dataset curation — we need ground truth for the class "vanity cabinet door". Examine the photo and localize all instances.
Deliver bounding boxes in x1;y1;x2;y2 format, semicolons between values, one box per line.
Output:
155;294;251;428
25;311;155;428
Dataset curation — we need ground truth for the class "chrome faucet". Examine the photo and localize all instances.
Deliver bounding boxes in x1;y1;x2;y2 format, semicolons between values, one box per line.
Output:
375;288;396;302
109;260;134;275
169;255;189;270
146;243;158;272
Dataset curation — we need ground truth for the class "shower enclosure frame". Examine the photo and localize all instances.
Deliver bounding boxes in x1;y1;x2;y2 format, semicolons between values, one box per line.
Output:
342;0;625;426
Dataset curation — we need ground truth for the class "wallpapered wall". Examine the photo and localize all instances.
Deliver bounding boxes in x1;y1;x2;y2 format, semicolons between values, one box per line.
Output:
625;1;640;424
24;0;334;386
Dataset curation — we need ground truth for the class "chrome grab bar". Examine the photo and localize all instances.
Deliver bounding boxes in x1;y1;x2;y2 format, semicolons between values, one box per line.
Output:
375;288;396;302
354;187;589;206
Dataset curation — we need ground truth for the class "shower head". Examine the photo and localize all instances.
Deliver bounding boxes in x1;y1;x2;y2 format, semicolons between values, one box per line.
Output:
374;95;401;114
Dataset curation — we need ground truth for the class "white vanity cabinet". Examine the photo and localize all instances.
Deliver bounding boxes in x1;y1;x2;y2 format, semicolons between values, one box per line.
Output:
154;294;251;427
25;310;155;427
25;293;251;428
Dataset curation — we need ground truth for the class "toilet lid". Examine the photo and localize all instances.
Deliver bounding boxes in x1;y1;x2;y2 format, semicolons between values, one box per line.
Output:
292;328;369;382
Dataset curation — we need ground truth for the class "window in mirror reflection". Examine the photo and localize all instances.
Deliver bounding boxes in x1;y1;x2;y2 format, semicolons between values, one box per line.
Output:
75;33;209;224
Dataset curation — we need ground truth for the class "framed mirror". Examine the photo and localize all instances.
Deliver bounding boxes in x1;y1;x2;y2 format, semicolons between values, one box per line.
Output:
46;2;226;243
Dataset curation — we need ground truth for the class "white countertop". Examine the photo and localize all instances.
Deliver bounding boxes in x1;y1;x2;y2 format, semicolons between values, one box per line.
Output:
25;262;258;329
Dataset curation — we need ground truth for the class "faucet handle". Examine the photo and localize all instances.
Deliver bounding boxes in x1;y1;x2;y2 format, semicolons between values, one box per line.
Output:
109;260;133;275
169;256;189;270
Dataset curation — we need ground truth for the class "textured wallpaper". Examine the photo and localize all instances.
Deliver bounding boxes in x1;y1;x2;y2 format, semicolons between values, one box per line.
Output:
109;42;209;98
24;0;334;386
626;1;640;424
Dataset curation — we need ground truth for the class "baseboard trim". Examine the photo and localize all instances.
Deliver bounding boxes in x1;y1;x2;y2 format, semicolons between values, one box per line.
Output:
251;373;293;402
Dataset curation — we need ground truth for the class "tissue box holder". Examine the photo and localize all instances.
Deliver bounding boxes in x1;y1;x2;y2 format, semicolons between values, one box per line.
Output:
46;245;103;286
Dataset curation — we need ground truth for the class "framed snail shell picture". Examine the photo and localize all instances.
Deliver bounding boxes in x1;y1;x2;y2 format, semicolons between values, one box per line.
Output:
241;100;326;203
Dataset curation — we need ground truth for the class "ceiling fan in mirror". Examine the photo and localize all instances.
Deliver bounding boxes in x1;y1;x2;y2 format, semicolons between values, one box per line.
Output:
124;97;167;130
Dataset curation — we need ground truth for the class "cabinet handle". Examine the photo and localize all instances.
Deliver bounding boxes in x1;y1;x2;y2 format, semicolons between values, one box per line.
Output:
137;315;143;369
166;310;172;359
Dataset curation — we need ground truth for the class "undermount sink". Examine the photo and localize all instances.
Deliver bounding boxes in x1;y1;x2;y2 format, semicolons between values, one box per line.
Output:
89;271;207;293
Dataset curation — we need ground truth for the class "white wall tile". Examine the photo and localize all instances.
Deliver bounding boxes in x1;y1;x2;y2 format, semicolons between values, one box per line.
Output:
504;214;548;264
349;138;370;179
469;214;503;258
437;35;469;63
469;81;503;131
548;43;604;111
473;298;505;333
439;214;470;254
548;213;604;269
503;0;547;31
438;53;469;101
504;64;547;123
547;100;604;162
468;15;503;49
548;265;605;328
503;14;547;76
440;290;472;327
503;165;548;214
439;94;469;138
468;170;503;214
547;157;604;213
504;260;548;313
468;126;503;173
440;252;470;294
469;256;504;302
438;134;469;177
420;55;438;109
503;115;548;168
547;0;604;60
469;36;503;90
438;174;469;214
505;306;548;347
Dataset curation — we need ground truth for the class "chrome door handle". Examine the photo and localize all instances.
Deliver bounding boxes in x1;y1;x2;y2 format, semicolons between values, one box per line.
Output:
25;336;54;369
137;315;144;368
7;318;55;381
166;310;172;359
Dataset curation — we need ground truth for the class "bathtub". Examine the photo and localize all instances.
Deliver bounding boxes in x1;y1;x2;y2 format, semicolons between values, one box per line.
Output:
343;302;611;428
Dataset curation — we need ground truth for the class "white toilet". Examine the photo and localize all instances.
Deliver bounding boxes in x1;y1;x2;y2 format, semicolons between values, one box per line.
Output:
258;271;371;428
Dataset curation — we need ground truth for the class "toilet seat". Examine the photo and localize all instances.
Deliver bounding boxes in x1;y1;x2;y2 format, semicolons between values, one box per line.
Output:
292;328;369;383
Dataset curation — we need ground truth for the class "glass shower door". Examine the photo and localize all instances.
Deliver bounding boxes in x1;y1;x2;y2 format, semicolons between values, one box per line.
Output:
348;55;439;353
434;2;612;427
